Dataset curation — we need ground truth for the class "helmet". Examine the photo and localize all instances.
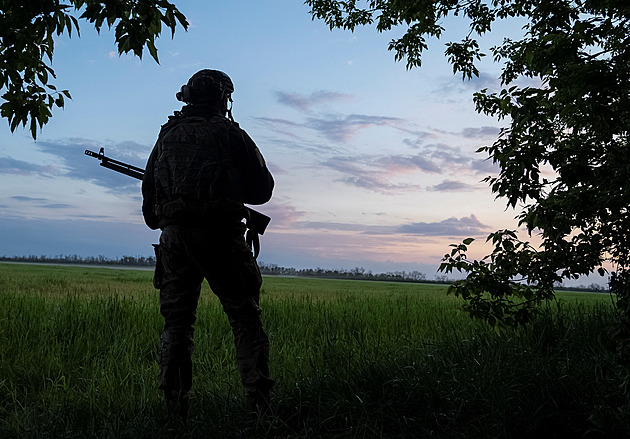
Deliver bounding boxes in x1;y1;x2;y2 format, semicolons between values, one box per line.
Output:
176;69;234;104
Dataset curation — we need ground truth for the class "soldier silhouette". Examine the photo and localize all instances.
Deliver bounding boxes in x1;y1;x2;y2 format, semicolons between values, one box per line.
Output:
142;69;275;422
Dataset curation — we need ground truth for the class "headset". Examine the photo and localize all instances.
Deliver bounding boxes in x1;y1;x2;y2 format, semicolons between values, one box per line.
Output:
176;70;234;121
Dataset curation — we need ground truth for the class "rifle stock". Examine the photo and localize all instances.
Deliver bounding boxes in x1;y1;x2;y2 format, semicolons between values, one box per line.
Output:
84;148;271;235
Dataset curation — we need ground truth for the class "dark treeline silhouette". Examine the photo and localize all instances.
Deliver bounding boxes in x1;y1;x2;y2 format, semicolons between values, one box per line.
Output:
0;254;439;283
258;262;449;284
0;254;156;267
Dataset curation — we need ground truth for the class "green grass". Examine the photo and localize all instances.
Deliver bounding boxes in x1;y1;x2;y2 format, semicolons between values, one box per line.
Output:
0;262;627;438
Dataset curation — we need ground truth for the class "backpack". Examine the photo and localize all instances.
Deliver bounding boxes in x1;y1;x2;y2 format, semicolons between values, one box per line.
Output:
152;115;244;222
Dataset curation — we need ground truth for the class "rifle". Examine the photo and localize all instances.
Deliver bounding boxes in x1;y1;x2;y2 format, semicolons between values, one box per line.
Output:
85;148;271;257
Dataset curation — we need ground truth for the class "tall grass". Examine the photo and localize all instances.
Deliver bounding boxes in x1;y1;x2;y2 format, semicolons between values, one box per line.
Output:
0;263;626;438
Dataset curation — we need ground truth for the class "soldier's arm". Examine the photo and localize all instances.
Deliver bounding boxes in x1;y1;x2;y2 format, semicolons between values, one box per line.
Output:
142;145;161;229
235;129;274;205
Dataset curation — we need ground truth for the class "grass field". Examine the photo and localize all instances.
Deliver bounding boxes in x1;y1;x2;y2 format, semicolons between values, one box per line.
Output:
0;262;628;438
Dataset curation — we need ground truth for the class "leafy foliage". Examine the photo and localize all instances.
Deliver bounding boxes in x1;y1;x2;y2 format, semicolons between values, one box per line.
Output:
0;0;188;139
307;0;630;327
439;232;558;330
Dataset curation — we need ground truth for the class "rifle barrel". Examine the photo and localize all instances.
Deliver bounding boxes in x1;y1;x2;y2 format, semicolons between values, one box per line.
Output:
100;161;144;180
84;149;145;175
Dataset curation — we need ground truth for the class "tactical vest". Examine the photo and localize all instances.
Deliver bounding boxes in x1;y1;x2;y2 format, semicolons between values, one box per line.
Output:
152;114;245;224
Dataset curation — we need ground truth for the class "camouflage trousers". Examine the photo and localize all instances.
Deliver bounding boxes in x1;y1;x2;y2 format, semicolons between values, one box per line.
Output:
154;224;274;406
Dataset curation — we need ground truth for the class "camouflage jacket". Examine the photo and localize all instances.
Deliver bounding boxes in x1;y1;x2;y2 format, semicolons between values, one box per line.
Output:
142;105;274;230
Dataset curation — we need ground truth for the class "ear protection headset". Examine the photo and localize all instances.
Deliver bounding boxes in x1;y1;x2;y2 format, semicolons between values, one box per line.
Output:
176;70;233;103
175;84;194;103
176;79;213;103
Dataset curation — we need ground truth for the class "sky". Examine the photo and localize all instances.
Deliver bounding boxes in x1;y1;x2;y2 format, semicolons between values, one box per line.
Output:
0;0;586;283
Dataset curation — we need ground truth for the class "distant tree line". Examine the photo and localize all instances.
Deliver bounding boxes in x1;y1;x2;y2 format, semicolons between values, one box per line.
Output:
0;254;156;267
258;263;448;284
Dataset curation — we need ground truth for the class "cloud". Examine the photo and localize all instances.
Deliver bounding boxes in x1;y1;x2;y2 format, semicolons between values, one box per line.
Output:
425;143;471;165
285;214;490;238
322;155;422;193
427;180;478;192
306;114;403;142
10;195;74;209
275;90;353;111
0;157;61;177
340;175;419;192
253;119;346;155
294;221;365;232
321;156;364;175
402;131;439;148
262;92;421;147
254;117;302;139
11;196;47;202
321;145;476;193
461;126;501;139
378;154;442;174
256;113;406;151
42;203;74;209
286;220;394;235
389;142;473;175
398;214;489;236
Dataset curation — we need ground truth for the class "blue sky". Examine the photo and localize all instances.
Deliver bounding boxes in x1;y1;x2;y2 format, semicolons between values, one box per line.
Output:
0;0;534;279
